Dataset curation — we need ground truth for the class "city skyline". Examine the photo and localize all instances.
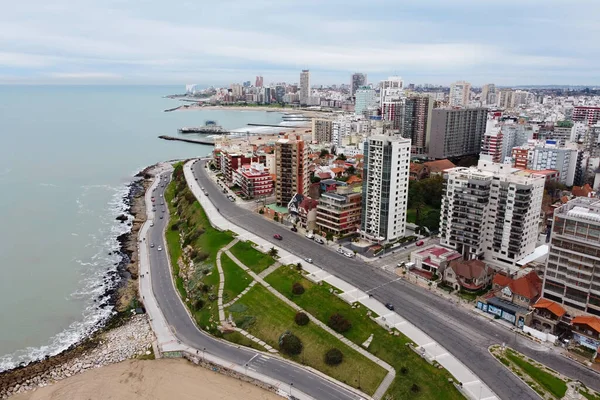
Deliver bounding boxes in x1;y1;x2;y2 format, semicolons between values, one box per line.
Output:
1;0;599;85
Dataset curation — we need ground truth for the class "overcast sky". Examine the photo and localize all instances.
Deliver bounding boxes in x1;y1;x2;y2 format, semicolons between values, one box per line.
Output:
1;0;598;86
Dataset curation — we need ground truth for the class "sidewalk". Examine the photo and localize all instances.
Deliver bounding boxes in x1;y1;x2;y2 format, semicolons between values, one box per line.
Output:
185;160;500;400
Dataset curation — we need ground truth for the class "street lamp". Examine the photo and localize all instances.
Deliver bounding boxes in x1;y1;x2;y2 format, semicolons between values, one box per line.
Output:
289;382;293;396
202;347;206;362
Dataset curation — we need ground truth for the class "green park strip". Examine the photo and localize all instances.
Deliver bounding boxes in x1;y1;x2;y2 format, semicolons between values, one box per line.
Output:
265;267;464;400
225;284;387;395
502;348;567;398
228;240;276;274
221;252;253;301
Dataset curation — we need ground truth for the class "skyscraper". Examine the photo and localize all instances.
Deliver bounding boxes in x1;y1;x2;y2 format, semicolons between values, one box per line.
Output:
275;136;309;206
351;73;367;97
449;81;472;107
428;108;488;159
481;84;496;105
380;76;403;106
312;119;333;143
299;70;310;105
354;86;377;116
402;96;433;155
360;130;411;243
255;76;264;87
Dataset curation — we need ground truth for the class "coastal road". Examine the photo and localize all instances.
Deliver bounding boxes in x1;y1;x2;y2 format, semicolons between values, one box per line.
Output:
145;173;365;400
192;159;600;400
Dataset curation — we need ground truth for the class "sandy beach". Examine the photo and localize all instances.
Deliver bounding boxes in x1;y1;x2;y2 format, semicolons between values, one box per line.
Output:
169;103;335;118
11;359;281;400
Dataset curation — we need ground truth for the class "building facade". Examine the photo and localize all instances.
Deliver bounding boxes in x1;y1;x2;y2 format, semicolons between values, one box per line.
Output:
232;163;273;199
351;73;367;97
428;107;488;159
354;87;377;116
481;84;496;105
543;197;600;317
312;119;333;143
275;137;309;206
449;80;471;107
403;96;433;156
316;186;362;236
299;70;310;105
573;106;600;126
360;133;411;243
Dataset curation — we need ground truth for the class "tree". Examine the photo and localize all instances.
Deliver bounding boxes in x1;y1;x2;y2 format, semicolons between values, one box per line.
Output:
346;165;356;176
268;247;279;258
292;282;305;295
328;313;351;333
279;331;303;355
294;312;309;326
311;175;322;183
324;348;344;365
319;149;330;158
325;232;334;242
336;153;347;161
296;262;303;271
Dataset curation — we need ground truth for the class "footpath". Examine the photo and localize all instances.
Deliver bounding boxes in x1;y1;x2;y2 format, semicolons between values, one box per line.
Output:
185;159;500;400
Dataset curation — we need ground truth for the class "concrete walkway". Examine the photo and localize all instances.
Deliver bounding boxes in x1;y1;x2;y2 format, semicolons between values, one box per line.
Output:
258;261;282;279
185;159;499;400
216;239;239;323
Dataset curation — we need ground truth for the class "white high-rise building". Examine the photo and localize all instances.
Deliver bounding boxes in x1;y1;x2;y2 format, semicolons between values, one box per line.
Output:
360;130;411;243
449;81;471;107
300;70;310;105
440;160;545;272
380;76;404;106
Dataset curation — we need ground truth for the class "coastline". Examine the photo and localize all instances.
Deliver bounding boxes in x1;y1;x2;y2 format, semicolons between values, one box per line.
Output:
165;103;334;118
0;165;157;399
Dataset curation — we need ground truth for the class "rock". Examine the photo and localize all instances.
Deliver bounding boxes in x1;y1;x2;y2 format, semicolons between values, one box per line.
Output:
116;214;128;222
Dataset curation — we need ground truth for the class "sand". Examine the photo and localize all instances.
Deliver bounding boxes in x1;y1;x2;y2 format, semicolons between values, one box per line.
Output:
11;359;281;400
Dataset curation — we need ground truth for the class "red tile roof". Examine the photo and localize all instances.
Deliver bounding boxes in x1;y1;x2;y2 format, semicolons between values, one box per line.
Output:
493;271;542;300
449;259;489;279
424;159;456;173
331;167;345;174
346;175;362;184
533;298;566;318
410;163;427;173
572;316;600;334
572;184;593;198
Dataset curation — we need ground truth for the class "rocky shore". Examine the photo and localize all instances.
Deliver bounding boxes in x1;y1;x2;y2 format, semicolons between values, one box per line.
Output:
0;165;158;399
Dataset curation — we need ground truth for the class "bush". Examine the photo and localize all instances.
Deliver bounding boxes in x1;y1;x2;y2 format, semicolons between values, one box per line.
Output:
292;282;305;295
296;262;303;271
400;366;409;375
258;209;264;214
328;313;351;333
411;384;420;393
324;348;343;366
279;331;303;355
170;221;180;231
192;298;205;310
294;312;309;326
194;251;209;263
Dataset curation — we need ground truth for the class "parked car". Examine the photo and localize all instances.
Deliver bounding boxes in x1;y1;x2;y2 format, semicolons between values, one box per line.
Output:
344;252;355;258
314;237;325;244
305;232;314;239
304;258;313;263
273;234;283;240
416;240;425;246
160;215;163;219
385;303;395;311
291;226;298;232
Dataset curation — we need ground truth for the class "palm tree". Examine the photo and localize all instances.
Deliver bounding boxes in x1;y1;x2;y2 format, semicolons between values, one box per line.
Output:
268;247;279;258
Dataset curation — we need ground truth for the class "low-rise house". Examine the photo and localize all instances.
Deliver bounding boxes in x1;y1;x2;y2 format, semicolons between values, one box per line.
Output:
572;184;594;197
409;163;430;181
410;245;461;277
288;193;319;231
571;316;600;355
531;298;568;335
443;259;494;291
320;179;346;193
423;159;456;177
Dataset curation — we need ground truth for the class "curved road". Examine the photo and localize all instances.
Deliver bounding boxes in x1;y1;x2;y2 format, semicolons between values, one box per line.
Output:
192;159;600;400
147;173;364;400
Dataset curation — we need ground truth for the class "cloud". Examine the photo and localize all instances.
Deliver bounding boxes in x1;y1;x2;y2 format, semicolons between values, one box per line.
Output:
47;72;121;79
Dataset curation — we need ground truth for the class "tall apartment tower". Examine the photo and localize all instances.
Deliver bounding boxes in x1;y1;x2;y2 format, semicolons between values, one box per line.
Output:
275;136;309;206
312;119;333;143
351;73;367;97
299;70;310;105
440;160;545;271
449;81;471;107
354;86;377;116
380;76;404;106
255;76;264;87
360;131;411;243
403;95;433;156
543;197;600;316
428;107;488;159
481;84;496;105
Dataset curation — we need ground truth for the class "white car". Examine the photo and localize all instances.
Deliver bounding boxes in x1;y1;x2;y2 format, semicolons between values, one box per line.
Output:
157;246;162;251
150;222;154;227
305;232;314;239
314;237;325;244
304;258;313;263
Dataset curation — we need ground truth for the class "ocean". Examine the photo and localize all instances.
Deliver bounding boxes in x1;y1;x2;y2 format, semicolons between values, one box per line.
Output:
0;85;285;371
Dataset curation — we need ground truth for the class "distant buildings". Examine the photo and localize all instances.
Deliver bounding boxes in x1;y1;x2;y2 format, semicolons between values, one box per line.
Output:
360;132;411;243
312;119;333;143
275;136;309;206
380;76;403;105
573;106;600;125
300;70;310;105
511;140;579;186
428;107;488;159
255;76;263;88
440;160;545;272
354;86;378;116
543;197;600;317
351;73;367;97
481;84;496;106
449;81;471;107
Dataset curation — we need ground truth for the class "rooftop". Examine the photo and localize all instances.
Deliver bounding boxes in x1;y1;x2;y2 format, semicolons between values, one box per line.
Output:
532;298;566;318
572;316;600;334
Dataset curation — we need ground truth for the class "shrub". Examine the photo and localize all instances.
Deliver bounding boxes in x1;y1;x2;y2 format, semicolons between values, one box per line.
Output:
193;298;205;310
194;251;209;263
294;312;309;326
292;282;305;295
279;331;303;355
296;262;303;271
258;209;264;214
400;366;409;375
328;313;351;333
170;221;180;231
411;384;420;393
324;348;343;366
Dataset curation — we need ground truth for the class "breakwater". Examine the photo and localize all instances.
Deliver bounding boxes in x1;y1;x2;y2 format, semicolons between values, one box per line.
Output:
158;135;214;145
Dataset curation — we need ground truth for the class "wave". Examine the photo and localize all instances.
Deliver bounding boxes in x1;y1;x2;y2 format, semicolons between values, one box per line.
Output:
0;181;136;372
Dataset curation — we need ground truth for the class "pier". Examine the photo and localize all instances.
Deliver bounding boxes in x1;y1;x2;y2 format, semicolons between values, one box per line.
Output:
158;135;214;145
246;123;307;128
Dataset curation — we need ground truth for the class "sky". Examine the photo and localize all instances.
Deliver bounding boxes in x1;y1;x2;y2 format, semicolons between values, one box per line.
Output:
0;0;599;86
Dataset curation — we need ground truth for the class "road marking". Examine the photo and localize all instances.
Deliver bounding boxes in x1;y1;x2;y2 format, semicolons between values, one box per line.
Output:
246;353;259;364
365;277;403;293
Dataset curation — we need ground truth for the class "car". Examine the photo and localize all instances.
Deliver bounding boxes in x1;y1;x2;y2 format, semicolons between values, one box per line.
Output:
159;194;163;197
344;252;355;258
160;215;163;219
385;303;395;311
416;240;425;246
305;232;314;239
291;226;298;232
157;246;162;251
337;248;344;254
255;199;262;203
229;197;235;202
200;187;204;191
151;198;155;202
150;243;155;248
314;237;325;244
223;189;228;194
161;201;164;205
273;234;283;240
304;258;312;263
150;222;154;227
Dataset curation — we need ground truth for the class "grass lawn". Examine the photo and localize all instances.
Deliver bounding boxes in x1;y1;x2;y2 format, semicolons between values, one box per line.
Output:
227;284;386;395
265;267;464;400
229;240;275;274
406;205;433;224
505;349;567;398
221;253;253;302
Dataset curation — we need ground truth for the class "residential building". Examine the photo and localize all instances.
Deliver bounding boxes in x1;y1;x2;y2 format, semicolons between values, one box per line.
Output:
230;83;243;100
380;76;403;105
571;316;600;352
403;96;433;155
481;118;504;163
573;106;600;125
543;197;600;317
351;73;367;97
449;80;471;107
360;132;411;243
381;100;404;131
354;86;378;116
275;85;286;103
481;84;496;105
443;259;494;292
409;163;429;181
232;163;273;199
288;193;318;232
423;159;456;177
275;136;309;206
410;245;462;276
316;185;362;236
511;140;579;186
500;121;534;160
531;298;568;335
428;107;488;159
300;70;310;105
498;90;515;109
255;76;263;87
312;119;333;143
440;160;545;271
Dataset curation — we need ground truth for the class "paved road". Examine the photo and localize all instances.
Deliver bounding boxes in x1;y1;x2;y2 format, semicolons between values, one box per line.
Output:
193;159;600;400
146;173;364;400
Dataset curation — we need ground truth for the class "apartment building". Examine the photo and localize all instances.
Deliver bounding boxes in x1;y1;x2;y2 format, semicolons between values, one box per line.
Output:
511;140;579;186
403;96;433;156
449;81;471;107
440;160;545;271
543;197;600;317
573;106;600;126
299;70;310;105
316;185;362;236
360;133;411;243
355;87;378;116
275;136;309;206
232;163;273;199
481;118;504;163
428;107;488;159
312;119;333;143
351;73;367;97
